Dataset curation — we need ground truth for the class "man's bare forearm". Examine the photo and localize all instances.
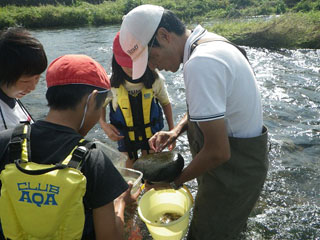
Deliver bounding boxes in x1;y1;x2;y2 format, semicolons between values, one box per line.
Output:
172;113;188;138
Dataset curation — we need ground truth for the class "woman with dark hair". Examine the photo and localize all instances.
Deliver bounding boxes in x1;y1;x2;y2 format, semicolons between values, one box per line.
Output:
0;27;47;131
99;32;175;168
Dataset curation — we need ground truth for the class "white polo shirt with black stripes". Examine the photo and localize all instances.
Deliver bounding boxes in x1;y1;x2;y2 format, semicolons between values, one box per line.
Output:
183;25;263;138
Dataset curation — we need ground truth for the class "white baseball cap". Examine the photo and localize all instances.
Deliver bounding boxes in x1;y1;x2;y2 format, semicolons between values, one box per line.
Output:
119;4;164;80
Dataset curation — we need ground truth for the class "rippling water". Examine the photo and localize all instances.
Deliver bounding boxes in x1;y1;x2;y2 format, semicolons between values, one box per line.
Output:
25;26;319;239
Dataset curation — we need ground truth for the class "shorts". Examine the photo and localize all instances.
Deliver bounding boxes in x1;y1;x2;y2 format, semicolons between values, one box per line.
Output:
117;138;150;153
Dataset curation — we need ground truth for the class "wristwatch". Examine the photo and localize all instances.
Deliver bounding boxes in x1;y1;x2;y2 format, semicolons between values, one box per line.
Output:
169;181;183;190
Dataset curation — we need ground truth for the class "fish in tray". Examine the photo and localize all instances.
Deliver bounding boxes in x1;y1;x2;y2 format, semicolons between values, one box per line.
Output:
132;151;184;183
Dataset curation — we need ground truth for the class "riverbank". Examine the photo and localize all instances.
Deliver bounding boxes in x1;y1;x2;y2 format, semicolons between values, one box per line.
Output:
0;2;124;28
210;12;320;49
0;2;319;49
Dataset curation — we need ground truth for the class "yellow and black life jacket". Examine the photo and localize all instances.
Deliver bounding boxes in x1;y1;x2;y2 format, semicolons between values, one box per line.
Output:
0;123;94;240
110;85;164;159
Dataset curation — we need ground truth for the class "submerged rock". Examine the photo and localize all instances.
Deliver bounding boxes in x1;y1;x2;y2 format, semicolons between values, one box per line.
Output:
132;151;184;183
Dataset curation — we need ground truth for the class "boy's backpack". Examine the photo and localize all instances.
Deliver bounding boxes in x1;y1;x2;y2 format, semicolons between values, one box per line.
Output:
0;123;94;240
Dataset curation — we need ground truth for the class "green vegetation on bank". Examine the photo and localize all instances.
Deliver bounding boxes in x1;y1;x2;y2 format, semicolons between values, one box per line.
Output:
0;1;125;28
0;0;319;49
210;11;320;49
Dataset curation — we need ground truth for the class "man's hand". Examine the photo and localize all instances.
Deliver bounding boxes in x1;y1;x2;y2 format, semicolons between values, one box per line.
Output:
149;113;188;152
149;130;178;152
167;140;176;151
144;181;171;191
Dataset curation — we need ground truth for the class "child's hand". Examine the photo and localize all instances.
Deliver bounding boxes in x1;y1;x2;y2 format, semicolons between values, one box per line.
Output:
118;181;141;205
101;122;124;141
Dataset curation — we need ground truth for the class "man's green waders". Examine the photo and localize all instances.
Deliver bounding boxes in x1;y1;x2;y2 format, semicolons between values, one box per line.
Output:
186;121;269;240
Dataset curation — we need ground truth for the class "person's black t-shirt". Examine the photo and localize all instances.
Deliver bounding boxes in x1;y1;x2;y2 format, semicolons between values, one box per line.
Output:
0;120;128;238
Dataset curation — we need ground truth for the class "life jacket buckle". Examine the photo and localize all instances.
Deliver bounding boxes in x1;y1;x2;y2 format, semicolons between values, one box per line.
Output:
73;146;87;159
70;146;89;169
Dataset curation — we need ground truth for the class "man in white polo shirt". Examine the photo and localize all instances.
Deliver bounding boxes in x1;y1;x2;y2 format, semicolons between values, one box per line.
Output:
119;4;269;239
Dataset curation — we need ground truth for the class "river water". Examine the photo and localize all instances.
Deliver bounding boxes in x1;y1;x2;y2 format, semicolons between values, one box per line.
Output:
25;26;319;239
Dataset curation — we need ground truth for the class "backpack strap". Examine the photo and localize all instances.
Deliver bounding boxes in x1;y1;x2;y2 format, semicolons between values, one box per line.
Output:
64;140;96;170
9;122;31;163
14;159;67;175
10;122;96;175
190;35;249;62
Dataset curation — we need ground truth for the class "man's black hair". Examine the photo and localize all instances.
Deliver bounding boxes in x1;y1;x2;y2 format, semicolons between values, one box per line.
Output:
110;55;157;89
46;85;108;110
148;9;186;48
0;27;47;87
